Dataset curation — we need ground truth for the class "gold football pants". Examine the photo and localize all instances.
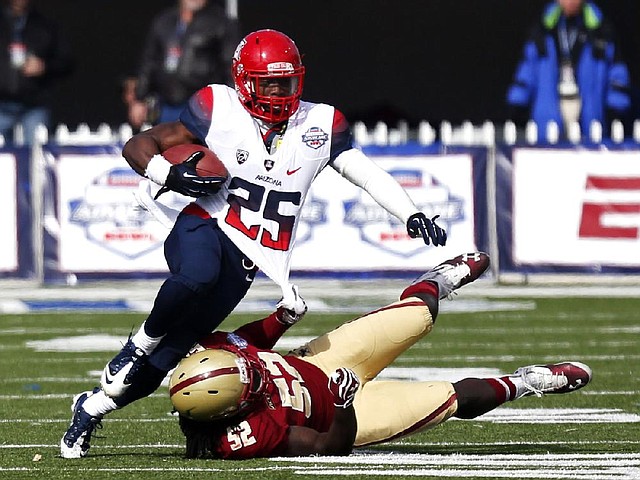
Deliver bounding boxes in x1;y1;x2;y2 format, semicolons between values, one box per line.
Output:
290;297;458;446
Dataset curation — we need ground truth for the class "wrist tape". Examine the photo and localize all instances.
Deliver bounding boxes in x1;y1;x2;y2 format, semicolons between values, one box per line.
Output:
145;154;172;185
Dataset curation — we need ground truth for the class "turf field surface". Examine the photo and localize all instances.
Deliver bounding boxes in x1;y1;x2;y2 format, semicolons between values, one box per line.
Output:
1;295;639;479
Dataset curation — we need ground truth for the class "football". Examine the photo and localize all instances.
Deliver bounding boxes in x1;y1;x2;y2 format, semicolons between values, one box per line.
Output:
162;143;229;179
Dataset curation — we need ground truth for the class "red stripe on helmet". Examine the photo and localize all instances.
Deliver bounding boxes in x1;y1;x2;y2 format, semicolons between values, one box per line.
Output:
169;366;239;396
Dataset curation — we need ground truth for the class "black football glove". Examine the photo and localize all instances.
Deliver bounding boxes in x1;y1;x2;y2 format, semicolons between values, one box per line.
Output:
406;213;447;246
155;151;226;199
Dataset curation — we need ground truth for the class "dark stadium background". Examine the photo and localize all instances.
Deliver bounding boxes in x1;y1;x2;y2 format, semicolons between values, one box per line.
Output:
35;0;640;131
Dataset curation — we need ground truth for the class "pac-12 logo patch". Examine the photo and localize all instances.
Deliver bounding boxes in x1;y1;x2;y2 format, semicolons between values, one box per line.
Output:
302;127;328;149
236;149;249;164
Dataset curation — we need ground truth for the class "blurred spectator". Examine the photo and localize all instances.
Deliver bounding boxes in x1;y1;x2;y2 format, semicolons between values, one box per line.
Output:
507;0;631;137
0;0;73;145
124;0;239;130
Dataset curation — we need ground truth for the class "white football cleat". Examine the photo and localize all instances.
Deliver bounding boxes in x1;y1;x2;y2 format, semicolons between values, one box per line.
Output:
402;252;490;300
60;388;102;458
514;361;592;397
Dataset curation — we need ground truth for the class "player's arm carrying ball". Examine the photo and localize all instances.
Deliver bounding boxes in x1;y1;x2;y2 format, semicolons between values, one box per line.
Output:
122;121;227;198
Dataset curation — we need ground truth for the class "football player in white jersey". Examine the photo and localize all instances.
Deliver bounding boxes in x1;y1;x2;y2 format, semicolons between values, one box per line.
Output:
61;29;447;459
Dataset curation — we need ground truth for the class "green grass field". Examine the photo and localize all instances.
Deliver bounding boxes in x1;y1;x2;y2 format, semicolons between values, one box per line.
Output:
1;296;639;479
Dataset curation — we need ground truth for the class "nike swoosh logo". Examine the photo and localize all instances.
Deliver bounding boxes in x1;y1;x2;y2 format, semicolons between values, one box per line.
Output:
286;167;301;175
103;371;115;384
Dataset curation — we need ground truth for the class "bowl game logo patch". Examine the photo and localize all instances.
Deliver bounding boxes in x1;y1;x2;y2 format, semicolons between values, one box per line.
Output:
302;127;328;149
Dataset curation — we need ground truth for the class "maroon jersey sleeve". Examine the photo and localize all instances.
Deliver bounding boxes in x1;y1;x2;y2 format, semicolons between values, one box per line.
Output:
198;314;288;350
214;411;289;459
232;312;289;349
197;331;227;349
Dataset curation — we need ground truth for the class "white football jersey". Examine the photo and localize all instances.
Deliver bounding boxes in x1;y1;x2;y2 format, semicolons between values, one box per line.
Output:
195;85;335;288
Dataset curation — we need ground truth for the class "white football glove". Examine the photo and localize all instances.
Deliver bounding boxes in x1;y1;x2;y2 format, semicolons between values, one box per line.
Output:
328;368;360;408
276;283;307;325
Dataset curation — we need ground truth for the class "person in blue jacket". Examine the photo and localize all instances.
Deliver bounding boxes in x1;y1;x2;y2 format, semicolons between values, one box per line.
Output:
507;0;631;138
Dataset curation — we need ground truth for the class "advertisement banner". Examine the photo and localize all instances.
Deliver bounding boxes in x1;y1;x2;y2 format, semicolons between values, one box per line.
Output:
0;152;18;272
45;145;487;277
292;153;482;272
512;148;640;268
51;147;184;273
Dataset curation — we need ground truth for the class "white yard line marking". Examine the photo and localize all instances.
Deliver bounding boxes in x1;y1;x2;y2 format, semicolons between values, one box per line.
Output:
4;377;93;382
26;335;127;352
395;440;640;446
396;354;640;362
0;444;182;449
1;408;638;423
0;392;166;400
583;390;638;395
279;452;640;463
0;464;635;480
0;394;73;400
0;418;174;423
5;440;640;450
2;449;638;478
2;453;634;479
3;441;640;449
376;367;503;382
4;441;640;449
472;408;640;423
434;326;640;335
15;357;101;364
292;467;640;479
276;453;640;479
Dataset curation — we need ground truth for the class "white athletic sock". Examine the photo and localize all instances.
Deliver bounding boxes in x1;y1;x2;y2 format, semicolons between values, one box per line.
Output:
485;374;531;403
131;321;165;355
82;390;119;417
506;374;530;400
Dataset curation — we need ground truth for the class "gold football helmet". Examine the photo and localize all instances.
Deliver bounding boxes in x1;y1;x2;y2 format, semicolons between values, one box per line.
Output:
169;348;267;421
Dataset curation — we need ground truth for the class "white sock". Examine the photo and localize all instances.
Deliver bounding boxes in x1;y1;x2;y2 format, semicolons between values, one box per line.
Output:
486;374;531;403
506;374;530;400
82;390;119;418
131;321;165;355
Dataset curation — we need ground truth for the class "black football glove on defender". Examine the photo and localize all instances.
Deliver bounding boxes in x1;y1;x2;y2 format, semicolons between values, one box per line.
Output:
406;213;447;246
155;151;226;199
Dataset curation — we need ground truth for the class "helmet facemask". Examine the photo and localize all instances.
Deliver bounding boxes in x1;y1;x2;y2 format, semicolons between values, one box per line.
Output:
246;71;304;124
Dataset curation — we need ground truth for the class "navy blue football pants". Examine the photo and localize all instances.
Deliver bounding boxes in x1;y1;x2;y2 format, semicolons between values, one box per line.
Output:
114;211;257;407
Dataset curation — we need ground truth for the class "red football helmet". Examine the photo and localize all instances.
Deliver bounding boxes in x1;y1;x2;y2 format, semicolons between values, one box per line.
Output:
232;29;305;124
